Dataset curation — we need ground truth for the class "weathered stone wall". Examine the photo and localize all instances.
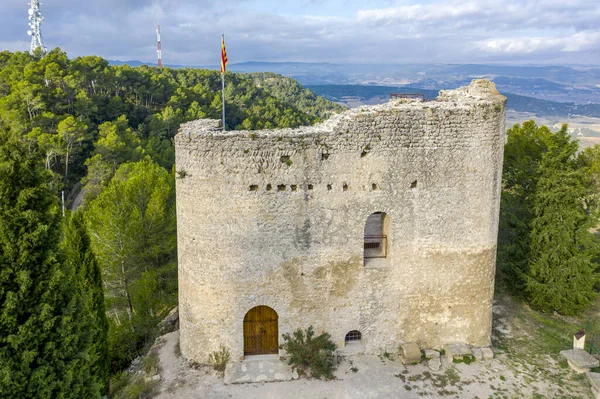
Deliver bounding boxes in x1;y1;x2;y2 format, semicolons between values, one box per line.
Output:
175;79;506;362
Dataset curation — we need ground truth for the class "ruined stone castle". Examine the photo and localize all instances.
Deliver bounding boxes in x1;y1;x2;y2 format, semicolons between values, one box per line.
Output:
175;79;506;362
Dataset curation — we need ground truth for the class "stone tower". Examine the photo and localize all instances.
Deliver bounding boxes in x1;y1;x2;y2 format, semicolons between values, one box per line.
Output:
175;79;506;362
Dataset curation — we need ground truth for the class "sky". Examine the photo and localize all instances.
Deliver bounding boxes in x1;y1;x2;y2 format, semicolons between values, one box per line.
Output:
1;0;599;66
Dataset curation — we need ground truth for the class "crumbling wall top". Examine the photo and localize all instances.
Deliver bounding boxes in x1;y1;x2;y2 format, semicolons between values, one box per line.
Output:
176;79;506;139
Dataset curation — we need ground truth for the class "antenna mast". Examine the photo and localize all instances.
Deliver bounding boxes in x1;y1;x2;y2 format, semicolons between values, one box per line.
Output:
156;24;163;69
27;0;46;55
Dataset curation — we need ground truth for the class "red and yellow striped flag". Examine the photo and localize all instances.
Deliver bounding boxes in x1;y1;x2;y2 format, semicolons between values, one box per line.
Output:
220;35;228;73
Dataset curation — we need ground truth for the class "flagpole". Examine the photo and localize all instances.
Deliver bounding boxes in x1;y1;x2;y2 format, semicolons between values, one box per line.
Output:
221;33;226;131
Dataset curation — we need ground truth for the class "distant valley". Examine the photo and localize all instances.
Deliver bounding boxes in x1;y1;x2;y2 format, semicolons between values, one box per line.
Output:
110;60;600;145
110;61;600;104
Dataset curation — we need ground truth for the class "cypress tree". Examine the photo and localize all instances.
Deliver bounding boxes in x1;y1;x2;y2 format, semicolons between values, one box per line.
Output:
0;129;103;398
498;121;551;290
525;126;599;315
62;211;109;395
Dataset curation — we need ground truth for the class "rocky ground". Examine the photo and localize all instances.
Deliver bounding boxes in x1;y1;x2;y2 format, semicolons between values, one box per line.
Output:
135;291;594;399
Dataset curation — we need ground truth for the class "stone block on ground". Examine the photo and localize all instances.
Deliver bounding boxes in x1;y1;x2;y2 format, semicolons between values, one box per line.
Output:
224;358;298;384
560;349;599;374
481;347;494;360
444;343;472;363
428;357;442;371
586;372;600;399
471;348;483;361
399;343;422;365
424;349;440;360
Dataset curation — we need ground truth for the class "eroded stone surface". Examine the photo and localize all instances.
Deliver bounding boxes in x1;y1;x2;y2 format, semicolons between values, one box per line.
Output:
175;79;506;362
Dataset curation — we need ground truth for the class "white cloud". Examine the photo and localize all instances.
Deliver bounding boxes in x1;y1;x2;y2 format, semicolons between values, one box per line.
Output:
1;0;599;64
478;31;600;54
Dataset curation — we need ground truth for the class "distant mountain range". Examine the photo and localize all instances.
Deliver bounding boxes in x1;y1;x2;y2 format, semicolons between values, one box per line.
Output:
108;60;600;115
305;85;600;119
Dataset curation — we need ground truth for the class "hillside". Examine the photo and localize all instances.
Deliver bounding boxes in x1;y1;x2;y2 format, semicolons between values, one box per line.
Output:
249;72;345;119
0;49;342;197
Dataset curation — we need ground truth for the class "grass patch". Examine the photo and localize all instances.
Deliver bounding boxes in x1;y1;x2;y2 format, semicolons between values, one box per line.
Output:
208;345;231;373
110;350;162;399
143;350;160;375
112;375;159;399
453;355;476;365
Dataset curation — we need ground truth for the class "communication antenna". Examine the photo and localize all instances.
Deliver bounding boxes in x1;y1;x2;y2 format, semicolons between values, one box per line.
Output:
27;0;47;55
156;23;163;68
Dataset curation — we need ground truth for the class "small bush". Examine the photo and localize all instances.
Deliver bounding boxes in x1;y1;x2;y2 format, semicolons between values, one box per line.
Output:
280;326;337;380
208;345;231;372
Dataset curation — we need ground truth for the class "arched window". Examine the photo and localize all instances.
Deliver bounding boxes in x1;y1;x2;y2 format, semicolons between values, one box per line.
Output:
364;212;390;267
345;330;362;346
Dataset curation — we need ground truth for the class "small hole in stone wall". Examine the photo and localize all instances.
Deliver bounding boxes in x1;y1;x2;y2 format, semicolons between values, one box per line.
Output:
278;184;286;192
411;180;417;189
372;183;378;191
307;184;314;190
343;184;349;191
266;184;272;191
291;185;298;191
249;185;259;191
321;153;329;160
327;184;332;191
361;151;368;158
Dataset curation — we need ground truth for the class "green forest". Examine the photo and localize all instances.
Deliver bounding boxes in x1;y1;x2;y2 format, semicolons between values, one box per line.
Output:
2;48;600;398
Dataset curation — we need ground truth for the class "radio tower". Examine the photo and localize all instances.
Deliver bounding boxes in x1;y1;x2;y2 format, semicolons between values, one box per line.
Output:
156;24;163;69
27;0;47;55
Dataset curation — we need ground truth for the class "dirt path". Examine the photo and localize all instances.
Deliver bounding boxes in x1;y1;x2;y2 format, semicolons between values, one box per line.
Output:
152;330;591;399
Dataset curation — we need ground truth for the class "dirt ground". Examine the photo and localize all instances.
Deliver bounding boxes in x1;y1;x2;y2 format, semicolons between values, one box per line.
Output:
147;294;593;399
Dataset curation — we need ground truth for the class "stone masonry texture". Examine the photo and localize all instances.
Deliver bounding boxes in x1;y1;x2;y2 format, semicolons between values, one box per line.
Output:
174;79;507;362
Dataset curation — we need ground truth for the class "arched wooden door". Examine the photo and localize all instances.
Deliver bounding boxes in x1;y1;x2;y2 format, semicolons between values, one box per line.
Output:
243;306;279;355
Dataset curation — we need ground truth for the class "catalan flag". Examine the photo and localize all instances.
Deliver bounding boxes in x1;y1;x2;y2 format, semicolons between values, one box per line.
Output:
221;34;228;74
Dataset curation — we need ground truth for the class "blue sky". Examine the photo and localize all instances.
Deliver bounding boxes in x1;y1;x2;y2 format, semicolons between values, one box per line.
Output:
1;0;599;65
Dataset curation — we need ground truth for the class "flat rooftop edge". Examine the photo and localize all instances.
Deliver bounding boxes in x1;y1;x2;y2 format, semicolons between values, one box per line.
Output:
177;79;506;139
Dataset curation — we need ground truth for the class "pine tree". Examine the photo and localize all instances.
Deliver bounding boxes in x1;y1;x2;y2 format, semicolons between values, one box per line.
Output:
62;211;109;395
86;157;177;371
0;128;103;398
525;126;599;315
498;121;551;290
